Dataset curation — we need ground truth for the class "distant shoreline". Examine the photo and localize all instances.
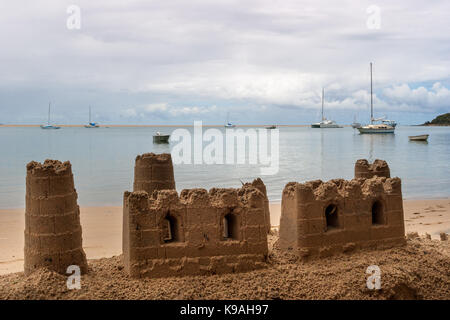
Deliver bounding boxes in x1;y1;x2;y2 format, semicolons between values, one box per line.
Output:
0;124;439;128
0;124;320;128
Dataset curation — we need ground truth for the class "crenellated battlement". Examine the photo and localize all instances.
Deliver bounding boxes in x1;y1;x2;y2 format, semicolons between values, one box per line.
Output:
354;159;391;179
279;175;405;259
123;185;269;278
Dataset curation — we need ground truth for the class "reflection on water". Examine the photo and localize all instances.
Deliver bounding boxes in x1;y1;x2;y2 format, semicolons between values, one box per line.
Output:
0;125;449;208
409;140;429;145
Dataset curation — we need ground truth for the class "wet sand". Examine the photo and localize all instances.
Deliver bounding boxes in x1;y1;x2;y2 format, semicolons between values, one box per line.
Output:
0;199;449;275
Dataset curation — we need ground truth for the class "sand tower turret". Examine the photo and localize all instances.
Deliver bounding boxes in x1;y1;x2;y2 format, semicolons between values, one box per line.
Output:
24;160;88;275
245;178;271;233
133;153;175;194
355;159;390;179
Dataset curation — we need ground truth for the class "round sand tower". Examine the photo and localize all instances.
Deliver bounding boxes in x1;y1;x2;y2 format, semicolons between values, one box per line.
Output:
246;178;271;233
354;159;390;179
24;160;88;275
133;153;175;194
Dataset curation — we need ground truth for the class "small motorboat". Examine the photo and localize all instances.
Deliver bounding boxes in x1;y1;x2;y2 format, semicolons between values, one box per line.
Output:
265;125;277;129
409;134;429;141
153;132;170;143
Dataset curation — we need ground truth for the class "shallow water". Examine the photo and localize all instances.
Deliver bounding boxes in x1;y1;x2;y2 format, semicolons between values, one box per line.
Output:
0;125;449;208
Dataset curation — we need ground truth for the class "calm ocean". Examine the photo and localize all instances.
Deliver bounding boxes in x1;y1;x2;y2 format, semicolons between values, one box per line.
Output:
0;125;449;209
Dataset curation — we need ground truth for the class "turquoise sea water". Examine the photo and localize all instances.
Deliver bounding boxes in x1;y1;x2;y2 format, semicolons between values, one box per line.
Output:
0;126;449;209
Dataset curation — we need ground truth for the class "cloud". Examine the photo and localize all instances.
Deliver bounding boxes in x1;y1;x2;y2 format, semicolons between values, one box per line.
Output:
120;103;218;120
383;82;450;110
0;0;449;124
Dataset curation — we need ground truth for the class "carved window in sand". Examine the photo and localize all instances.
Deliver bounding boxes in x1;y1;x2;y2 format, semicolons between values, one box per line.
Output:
222;213;239;240
325;204;339;231
162;213;181;243
372;200;386;225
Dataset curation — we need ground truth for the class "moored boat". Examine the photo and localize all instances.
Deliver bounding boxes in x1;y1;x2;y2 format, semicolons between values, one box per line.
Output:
153;132;170;143
311;88;342;128
358;63;395;134
224;112;236;128
41;102;60;129
358;124;395;133
84;106;100;128
409;134;429;141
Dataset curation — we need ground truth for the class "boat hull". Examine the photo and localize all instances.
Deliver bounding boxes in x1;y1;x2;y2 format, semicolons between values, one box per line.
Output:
40;125;60;129
319;124;342;128
409;134;429;141
153;135;170;143
357;127;395;134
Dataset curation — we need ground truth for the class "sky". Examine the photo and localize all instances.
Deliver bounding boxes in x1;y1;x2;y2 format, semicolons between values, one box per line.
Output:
0;0;449;125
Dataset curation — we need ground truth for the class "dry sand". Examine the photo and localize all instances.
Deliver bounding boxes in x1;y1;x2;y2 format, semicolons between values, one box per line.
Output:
0;199;449;300
0;234;448;300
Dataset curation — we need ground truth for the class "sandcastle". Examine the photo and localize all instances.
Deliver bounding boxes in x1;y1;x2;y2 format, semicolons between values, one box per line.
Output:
24;160;88;275
355;159;390;179
123;154;269;278
123;187;269;278
133;153;175;194
279;159;405;259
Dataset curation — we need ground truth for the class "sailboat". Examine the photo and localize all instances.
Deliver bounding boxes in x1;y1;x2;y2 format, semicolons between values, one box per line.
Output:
311;88;342;128
224;112;236;128
84;106;100;128
40;102;60;129
358;63;395;134
351;115;362;128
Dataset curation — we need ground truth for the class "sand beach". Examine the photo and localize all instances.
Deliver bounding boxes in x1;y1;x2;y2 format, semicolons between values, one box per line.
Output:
1;200;449;276
0;198;449;300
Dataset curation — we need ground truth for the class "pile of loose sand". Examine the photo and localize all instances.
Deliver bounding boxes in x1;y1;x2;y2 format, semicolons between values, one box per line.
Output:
0;235;448;300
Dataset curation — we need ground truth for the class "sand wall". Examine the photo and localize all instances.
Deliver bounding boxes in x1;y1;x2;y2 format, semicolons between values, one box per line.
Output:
123;186;268;278
279;176;405;259
24;160;88;275
133;153;175;194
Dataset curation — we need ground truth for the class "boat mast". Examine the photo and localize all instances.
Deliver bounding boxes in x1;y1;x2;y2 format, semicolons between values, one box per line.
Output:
48;102;51;125
370;62;373;124
321;87;324;121
89;106;91;123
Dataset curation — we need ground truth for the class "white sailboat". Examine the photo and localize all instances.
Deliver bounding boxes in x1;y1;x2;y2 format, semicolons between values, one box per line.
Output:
358;63;395;134
311;88;342;128
40;102;60;129
224;112;236;128
84;106;100;128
